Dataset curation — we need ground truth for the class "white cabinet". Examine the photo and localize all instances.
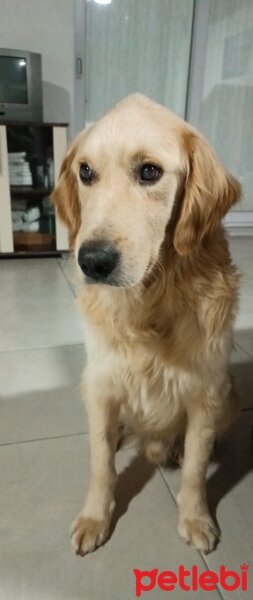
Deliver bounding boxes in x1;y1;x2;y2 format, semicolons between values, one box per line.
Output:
0;122;69;255
0;125;13;253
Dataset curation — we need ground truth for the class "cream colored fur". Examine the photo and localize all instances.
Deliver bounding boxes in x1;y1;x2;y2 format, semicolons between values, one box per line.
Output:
52;94;241;556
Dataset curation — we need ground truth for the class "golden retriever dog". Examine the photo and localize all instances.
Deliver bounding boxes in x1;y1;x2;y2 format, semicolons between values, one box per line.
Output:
52;94;241;556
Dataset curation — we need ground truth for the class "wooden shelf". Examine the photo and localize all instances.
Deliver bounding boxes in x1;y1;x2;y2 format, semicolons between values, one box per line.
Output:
11;186;53;197
1;121;68;127
13;231;56;252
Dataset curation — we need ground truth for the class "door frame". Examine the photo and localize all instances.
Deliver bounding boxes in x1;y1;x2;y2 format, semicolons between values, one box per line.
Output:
74;0;87;135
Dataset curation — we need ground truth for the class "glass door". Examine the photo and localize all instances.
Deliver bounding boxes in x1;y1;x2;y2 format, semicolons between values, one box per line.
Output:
77;0;194;124
197;0;253;215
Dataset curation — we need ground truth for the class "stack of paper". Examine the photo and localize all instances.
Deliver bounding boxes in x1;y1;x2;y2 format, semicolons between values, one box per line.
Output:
8;152;32;186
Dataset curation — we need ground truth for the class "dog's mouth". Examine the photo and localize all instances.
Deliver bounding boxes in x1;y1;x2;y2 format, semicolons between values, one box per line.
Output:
77;239;158;288
81;264;157;289
83;270;125;287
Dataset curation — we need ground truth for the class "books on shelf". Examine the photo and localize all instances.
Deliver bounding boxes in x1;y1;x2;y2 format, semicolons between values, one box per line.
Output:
8;152;32;186
8;152;26;162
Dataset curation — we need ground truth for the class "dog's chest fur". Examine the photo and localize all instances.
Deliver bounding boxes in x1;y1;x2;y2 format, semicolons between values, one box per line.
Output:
79;285;203;433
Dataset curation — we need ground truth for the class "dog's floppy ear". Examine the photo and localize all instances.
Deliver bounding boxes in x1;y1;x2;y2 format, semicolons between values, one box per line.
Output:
173;133;241;256
51;141;81;248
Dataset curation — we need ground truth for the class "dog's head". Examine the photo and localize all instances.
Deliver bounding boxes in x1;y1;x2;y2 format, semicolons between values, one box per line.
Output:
52;94;240;286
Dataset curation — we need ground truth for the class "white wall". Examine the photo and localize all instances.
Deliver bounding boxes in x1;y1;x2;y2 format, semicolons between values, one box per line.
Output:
0;0;75;135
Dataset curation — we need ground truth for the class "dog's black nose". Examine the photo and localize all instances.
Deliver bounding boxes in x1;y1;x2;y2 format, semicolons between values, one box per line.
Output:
78;240;119;281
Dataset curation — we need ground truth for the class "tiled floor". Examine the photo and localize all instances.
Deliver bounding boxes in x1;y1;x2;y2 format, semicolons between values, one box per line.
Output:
0;237;252;600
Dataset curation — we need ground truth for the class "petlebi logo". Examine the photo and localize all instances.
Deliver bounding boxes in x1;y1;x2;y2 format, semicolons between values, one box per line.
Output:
133;564;249;596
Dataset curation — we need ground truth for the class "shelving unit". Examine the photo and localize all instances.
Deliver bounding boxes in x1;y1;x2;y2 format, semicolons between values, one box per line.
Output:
0;121;69;256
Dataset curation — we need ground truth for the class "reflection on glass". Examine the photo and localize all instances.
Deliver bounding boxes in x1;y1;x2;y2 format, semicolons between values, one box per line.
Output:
199;0;253;211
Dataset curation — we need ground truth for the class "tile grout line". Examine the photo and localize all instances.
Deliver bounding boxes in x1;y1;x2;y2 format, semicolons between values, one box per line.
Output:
234;341;253;360
0;430;87;448
158;467;226;600
57;257;77;299
0;342;84;355
199;553;226;600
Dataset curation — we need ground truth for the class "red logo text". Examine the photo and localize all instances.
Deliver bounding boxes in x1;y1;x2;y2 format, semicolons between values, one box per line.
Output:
134;564;249;596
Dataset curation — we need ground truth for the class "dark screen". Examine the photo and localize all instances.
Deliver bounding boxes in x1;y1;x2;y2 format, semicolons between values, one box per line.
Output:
0;56;28;104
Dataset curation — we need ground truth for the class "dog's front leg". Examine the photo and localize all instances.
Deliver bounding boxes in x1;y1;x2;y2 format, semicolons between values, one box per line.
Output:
177;404;219;553
71;391;119;556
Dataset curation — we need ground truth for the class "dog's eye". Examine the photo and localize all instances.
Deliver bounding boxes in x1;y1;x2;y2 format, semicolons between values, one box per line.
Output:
79;163;94;185
139;164;162;184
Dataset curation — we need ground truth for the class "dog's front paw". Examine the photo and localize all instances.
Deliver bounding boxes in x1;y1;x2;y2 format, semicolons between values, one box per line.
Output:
71;515;109;556
178;514;220;554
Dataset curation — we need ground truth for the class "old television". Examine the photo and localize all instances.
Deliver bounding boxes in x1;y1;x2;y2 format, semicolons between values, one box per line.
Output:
0;49;43;122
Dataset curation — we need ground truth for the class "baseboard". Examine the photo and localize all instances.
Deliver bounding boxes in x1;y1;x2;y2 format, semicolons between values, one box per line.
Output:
225;226;253;236
224;212;253;236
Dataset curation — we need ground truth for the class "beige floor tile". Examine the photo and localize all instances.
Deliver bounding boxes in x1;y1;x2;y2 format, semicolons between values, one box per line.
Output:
0;259;83;351
0;345;86;444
